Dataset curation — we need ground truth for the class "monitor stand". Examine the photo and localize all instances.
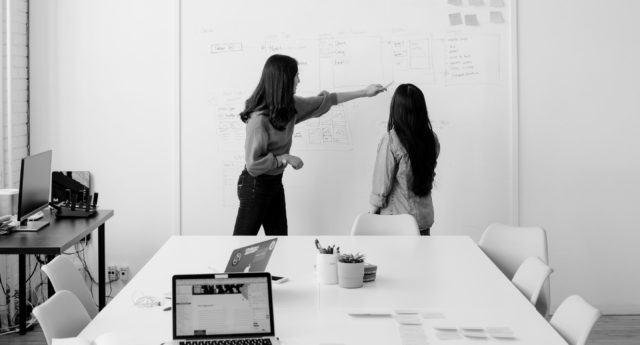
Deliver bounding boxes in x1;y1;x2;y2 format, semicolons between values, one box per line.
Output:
14;219;50;232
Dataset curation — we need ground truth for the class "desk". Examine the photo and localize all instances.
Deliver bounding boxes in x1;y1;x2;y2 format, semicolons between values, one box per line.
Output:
80;236;566;344
0;209;114;334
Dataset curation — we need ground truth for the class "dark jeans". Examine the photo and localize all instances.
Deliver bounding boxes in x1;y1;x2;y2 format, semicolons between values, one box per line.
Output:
420;228;431;236
233;169;288;236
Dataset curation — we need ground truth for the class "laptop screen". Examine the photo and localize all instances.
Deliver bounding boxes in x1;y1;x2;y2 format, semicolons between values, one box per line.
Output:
173;273;274;339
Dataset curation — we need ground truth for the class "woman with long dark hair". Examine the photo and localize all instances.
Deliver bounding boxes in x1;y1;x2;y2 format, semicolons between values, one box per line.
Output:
370;84;440;235
234;54;386;236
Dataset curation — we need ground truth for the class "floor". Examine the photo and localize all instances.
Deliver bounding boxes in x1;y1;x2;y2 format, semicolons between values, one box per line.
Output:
1;315;639;345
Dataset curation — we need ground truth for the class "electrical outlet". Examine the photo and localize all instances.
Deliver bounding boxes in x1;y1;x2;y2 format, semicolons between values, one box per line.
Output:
119;266;130;282
107;265;119;282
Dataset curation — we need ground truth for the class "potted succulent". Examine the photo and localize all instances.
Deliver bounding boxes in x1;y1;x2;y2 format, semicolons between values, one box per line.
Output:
337;252;366;288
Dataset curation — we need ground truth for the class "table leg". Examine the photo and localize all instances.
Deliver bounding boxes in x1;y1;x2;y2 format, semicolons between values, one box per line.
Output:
47;255;55;298
18;254;26;335
98;224;105;309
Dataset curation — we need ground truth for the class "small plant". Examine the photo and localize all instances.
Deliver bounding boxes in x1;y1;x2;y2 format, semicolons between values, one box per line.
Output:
339;252;365;263
315;238;339;254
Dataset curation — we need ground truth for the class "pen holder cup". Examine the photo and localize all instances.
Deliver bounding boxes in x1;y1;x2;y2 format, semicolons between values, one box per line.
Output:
316;252;339;284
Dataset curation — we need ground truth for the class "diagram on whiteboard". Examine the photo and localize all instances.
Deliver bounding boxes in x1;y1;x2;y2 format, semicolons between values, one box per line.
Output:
388;36;436;85
205;31;501;154
293;105;352;150
180;0;516;235
211;92;246;151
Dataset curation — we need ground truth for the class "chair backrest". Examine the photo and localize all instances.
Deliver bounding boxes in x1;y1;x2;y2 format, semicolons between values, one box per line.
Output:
41;255;99;318
33;290;92;345
550;295;601;345
350;213;420;236
478;223;551;317
512;256;553;305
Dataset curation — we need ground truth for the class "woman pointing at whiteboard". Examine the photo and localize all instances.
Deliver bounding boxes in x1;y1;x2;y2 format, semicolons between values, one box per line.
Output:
234;54;386;236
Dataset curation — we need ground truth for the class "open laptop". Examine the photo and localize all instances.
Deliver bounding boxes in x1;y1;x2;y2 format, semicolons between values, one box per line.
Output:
224;238;278;273
172;272;281;345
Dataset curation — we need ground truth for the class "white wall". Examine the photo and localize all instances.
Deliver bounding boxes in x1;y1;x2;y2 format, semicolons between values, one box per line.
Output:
29;0;640;313
518;0;640;313
29;0;178;278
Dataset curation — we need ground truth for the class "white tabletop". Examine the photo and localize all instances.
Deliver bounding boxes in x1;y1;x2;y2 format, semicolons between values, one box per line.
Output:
79;236;566;345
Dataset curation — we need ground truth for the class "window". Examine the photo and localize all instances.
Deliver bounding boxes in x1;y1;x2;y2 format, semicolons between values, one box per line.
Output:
1;0;29;189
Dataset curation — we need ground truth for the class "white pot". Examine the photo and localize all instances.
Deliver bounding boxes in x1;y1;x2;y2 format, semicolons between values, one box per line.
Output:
316;253;338;284
338;261;364;288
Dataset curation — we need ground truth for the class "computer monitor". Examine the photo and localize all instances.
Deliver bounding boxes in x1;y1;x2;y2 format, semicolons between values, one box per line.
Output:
15;150;52;232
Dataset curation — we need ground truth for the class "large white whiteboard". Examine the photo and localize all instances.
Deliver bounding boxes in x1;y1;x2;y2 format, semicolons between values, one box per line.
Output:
180;0;517;236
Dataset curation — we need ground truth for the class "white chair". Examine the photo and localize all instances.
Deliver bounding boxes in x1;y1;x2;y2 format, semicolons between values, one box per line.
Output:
478;223;551;317
41;255;99;318
512;256;553;305
350;213;420;236
32;290;92;345
550;295;601;345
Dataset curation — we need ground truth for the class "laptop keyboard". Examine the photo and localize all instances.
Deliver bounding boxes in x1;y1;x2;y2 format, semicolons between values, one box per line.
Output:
180;339;273;345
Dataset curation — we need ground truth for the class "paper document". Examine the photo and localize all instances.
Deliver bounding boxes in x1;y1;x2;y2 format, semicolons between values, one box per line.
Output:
347;309;393;317
396;314;423;325
435;331;462;340
398;324;428;345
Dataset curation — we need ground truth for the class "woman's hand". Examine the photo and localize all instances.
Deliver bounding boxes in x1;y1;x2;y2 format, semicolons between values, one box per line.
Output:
336;85;387;104
363;84;386;97
283;154;304;170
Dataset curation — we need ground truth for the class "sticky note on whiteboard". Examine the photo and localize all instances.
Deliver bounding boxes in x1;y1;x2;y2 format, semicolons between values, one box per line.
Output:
465;14;480;26
490;11;505;24
469;0;485;6
447;0;462;5
491;0;506;7
449;13;463;26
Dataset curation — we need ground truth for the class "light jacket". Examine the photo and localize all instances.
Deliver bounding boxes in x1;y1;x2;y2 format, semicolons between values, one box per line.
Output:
370;129;440;230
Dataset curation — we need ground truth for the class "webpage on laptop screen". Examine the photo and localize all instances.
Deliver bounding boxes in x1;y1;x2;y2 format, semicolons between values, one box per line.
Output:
176;277;271;337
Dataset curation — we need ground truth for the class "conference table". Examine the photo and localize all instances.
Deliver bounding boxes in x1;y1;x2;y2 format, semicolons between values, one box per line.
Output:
79;236;567;344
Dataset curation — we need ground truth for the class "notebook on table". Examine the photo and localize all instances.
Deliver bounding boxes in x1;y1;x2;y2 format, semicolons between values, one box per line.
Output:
172;272;281;345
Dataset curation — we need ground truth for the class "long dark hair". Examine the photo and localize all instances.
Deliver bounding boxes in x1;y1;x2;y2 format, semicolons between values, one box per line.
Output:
388;84;437;197
239;54;298;130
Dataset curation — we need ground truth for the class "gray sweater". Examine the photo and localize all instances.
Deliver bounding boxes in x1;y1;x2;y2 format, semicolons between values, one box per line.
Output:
244;91;338;176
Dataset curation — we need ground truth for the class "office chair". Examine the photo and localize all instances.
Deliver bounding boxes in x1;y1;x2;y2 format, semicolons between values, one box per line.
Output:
550;295;601;345
41;255;99;318
350;213;420;236
33;290;92;345
512;256;553;305
478;223;551;317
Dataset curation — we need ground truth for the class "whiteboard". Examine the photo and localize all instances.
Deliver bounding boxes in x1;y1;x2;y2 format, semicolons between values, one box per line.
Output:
180;0;517;236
